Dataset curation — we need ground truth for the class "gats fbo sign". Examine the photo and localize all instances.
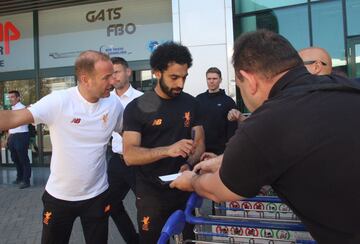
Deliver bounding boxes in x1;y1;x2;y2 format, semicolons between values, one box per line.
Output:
0;13;34;72
85;7;136;36
39;0;172;68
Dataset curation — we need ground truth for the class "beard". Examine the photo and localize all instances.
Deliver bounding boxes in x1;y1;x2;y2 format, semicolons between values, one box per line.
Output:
112;80;128;90
159;76;183;98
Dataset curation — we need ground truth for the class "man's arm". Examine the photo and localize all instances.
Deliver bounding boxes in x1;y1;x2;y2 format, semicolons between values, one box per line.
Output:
123;131;194;166
191;169;243;202
0;109;34;131
170;155;244;202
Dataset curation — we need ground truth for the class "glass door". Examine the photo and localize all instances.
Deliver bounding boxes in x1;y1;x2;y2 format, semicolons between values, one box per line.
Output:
40;76;76;165
131;69;155;92
0;80;37;165
347;36;360;78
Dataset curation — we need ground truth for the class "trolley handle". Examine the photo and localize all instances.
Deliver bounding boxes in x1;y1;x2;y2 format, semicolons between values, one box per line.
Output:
157;210;185;244
245;196;283;203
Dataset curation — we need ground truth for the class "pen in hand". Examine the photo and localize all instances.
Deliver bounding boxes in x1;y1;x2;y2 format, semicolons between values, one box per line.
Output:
185;129;196;170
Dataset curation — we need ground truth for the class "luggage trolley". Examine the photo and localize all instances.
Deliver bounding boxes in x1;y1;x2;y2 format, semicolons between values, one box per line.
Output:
158;193;316;244
213;196;298;222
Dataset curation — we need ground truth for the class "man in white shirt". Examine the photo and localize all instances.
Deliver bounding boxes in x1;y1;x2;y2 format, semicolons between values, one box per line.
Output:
7;90;31;189
0;50;123;244
107;57;142;244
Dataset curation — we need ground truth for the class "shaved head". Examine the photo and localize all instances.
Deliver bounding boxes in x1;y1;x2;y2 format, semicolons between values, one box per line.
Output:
298;47;332;75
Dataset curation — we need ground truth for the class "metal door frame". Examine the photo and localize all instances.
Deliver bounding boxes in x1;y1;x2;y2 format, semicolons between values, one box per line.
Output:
347;36;360;78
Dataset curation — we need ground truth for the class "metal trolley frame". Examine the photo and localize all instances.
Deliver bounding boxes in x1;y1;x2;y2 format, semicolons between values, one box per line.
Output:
158;193;316;244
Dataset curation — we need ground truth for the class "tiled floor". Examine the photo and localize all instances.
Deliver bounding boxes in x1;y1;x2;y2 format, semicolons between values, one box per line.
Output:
0;166;49;187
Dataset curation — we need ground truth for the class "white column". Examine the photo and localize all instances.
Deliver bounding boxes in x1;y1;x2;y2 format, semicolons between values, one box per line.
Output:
172;0;235;99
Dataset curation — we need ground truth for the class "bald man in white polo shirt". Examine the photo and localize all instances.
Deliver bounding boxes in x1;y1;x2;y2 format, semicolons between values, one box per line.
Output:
0;50;123;244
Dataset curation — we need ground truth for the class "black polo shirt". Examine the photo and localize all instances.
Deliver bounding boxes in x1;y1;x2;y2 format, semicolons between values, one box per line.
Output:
220;66;360;243
196;89;237;154
123;90;202;190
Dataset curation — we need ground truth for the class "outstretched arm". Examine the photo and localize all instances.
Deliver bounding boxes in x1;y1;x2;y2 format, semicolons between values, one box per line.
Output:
170;155;244;202
0;109;34;131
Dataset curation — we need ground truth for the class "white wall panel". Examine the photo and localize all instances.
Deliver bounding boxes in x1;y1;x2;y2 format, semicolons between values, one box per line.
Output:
184;44;228;97
178;0;226;46
172;0;235;98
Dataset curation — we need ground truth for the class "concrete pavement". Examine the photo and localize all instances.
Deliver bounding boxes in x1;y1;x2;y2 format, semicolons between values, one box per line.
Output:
0;167;136;244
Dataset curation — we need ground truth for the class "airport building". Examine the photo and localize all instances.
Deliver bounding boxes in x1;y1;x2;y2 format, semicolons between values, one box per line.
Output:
0;0;359;165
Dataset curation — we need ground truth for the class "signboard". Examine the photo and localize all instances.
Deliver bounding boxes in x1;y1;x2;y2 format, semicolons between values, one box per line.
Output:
39;0;172;68
0;13;34;72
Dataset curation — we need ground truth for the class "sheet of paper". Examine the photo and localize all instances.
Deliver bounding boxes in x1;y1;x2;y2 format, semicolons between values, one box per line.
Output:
158;173;181;182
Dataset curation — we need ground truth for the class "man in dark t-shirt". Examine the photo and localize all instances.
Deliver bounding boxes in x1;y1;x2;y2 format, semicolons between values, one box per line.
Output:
196;67;237;155
123;42;205;244
171;30;360;244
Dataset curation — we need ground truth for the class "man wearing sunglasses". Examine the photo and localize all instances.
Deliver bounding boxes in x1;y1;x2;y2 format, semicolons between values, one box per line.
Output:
298;47;332;75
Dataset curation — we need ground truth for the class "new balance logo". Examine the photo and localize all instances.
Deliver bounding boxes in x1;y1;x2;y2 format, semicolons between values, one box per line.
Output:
152;118;162;126
71;118;81;124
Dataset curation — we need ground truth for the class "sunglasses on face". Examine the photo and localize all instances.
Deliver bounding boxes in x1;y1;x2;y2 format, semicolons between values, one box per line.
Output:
303;60;327;66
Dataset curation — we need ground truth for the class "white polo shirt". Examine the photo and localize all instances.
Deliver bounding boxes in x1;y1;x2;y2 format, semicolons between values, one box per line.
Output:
29;87;123;201
9;102;29;134
111;85;143;154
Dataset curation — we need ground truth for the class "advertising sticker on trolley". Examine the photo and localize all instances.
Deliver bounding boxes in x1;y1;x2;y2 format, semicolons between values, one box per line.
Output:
211;224;313;243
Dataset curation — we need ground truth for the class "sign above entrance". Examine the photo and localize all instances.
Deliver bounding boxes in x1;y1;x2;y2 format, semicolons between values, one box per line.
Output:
0;13;34;72
39;0;173;69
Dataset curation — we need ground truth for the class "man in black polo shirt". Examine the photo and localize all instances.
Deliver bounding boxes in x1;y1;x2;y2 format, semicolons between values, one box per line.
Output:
122;42;205;244
196;67;237;155
171;30;360;244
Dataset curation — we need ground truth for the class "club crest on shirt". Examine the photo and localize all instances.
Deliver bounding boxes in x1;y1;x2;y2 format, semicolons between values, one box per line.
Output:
102;113;109;125
184;111;191;127
43;211;52;225
142;216;151;231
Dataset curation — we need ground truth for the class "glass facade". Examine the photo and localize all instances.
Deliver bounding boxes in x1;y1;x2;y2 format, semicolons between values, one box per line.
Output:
234;0;307;15
311;1;345;66
0;0;170;165
233;0;360;110
40;77;76;99
233;0;359;70
346;0;360;36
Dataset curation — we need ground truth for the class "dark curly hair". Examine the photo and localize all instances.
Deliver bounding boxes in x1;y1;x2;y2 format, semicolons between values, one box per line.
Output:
150;41;192;72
